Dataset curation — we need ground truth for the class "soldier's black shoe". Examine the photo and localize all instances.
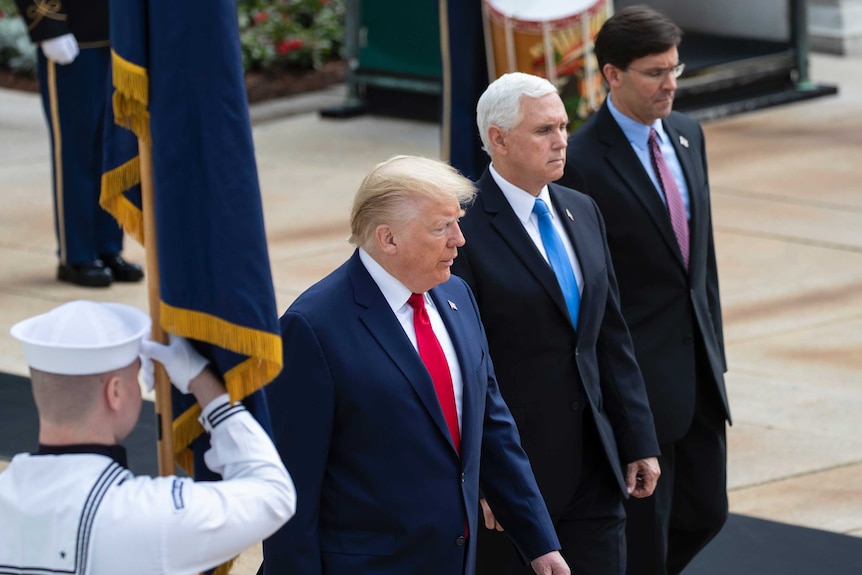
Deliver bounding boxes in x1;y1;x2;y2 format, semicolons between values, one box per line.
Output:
99;254;145;283
57;261;113;288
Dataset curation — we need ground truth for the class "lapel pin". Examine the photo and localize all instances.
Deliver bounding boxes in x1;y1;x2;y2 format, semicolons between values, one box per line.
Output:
679;135;689;149
448;300;458;311
565;208;574;221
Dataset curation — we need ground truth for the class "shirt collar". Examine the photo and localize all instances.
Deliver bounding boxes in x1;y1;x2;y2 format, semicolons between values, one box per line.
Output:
36;443;129;468
358;247;422;312
489;164;553;225
607;93;668;150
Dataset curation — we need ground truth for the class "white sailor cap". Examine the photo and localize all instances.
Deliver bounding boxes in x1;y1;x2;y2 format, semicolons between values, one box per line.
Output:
10;300;151;376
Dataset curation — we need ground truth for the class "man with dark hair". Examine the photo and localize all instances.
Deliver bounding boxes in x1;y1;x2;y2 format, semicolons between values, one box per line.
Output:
558;6;731;575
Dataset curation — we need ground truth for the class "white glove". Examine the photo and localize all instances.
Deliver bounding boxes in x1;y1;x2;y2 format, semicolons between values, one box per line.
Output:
139;334;209;394
41;33;80;65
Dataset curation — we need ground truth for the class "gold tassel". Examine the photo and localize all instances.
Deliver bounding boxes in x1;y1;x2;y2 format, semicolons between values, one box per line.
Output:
111;50;151;143
211;557;236;575
172;404;204;456
100;157;145;244
111;50;148;105
174;448;195;476
112;90;151;144
159;302;283;400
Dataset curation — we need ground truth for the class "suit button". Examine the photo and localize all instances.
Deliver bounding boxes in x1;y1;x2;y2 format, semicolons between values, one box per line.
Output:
456;535;466;546
460;472;465;483
575;348;580;357
683;335;694;345
570;401;579;412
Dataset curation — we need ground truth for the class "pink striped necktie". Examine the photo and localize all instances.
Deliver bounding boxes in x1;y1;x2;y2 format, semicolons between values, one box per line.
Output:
648;128;690;269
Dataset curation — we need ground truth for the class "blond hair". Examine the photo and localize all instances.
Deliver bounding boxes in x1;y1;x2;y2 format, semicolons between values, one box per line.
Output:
349;155;476;249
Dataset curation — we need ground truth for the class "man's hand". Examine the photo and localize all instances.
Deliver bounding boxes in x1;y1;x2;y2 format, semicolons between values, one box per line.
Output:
530;550;570;575
140;334;209;394
41;33;79;65
480;498;504;531
626;456;661;498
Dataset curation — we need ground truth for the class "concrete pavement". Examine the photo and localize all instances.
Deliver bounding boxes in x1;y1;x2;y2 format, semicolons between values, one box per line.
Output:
1;52;860;571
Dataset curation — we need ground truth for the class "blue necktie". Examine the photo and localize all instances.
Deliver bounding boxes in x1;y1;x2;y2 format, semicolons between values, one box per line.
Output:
533;198;580;327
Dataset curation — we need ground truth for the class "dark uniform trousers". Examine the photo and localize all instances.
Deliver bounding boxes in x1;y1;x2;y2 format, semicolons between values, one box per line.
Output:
37;46;123;265
16;0;122;266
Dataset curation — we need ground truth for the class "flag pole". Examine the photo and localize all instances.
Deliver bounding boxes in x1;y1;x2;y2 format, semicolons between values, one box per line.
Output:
139;136;174;476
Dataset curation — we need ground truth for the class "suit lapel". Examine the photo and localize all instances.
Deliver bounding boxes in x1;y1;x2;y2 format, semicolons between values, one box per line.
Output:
347;254;457;455
663;116;705;270
596;104;684;266
548;184;597;335
429;286;475;461
478;171;572;323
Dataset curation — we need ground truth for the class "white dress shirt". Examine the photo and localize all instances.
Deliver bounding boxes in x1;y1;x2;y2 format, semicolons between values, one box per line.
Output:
489;164;584;294
359;248;464;429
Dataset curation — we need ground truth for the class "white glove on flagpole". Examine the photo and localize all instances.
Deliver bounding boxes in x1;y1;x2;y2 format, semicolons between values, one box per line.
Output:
41;33;80;65
140;334;209;394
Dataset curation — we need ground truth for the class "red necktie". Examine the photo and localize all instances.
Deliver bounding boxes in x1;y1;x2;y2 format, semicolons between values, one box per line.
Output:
408;293;461;454
648;128;690;269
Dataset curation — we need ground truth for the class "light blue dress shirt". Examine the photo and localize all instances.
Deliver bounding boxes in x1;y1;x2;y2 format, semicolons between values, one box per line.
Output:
607;95;691;219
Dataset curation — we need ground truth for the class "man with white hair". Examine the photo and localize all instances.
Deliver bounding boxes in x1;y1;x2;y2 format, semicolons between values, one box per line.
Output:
451;72;660;575
1;300;296;574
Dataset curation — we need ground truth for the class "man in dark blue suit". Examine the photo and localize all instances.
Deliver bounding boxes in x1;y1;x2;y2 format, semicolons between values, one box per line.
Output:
261;156;569;575
452;72;660;575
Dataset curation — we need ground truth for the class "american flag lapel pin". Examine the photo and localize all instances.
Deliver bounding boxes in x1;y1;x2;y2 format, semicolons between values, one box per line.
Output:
448;300;458;311
565;208;574;221
679;135;689;149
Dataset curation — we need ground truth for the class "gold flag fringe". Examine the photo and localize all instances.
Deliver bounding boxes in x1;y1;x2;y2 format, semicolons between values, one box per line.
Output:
162;301;283;462
212;557;236;575
111;50;151;144
99;156;145;244
160;301;283;400
175;448;195;477
172;403;204;468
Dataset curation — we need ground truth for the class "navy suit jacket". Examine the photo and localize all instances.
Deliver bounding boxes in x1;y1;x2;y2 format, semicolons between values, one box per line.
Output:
452;172;659;517
261;251;558;575
559;103;730;444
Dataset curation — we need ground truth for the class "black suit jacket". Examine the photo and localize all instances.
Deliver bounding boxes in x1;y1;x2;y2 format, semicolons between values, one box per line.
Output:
452;170;659;517
559;103;731;445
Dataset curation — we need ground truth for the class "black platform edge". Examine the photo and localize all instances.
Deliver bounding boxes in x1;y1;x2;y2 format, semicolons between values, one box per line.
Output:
684;513;862;574
679;84;839;123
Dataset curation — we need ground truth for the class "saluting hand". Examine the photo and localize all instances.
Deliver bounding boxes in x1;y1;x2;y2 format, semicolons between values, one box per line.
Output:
140;334;209;394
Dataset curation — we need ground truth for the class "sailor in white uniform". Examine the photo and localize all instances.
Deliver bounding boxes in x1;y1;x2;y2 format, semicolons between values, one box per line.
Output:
0;300;296;575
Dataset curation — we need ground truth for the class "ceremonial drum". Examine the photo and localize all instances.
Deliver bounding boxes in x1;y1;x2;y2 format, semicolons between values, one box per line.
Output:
483;0;612;126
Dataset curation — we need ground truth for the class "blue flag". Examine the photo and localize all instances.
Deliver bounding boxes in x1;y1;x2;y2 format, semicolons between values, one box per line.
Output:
101;0;282;479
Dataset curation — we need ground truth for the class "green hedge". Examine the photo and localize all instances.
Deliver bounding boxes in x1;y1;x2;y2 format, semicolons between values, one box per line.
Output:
0;0;344;76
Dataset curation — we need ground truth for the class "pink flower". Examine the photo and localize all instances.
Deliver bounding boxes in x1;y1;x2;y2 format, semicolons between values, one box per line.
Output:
253;11;269;24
